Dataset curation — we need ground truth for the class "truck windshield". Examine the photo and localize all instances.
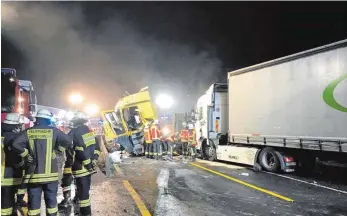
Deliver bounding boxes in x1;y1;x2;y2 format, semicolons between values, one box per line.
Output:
105;110;126;135
1;73;16;113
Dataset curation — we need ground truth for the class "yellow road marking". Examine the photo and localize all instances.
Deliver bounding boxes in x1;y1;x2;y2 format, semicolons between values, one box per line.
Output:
114;164;124;175
123;180;151;216
190;162;294;202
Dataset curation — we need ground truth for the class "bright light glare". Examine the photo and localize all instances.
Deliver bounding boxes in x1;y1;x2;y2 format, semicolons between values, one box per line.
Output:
69;93;83;105
18;97;24;102
155;94;174;109
162;127;170;135
84;104;99;116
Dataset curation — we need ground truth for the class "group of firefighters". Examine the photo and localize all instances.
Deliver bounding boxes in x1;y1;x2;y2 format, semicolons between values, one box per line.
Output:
1;109;101;216
1;109;198;216
143;120;197;161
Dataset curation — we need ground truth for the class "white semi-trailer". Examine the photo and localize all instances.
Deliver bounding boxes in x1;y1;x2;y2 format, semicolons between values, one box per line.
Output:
195;39;347;173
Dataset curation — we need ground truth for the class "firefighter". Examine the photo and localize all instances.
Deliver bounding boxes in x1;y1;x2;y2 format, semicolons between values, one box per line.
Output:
143;122;153;158
150;120;162;160
188;123;197;161
180;122;189;158
10;109;72;216
1;113;26;216
59;111;98;216
165;132;178;161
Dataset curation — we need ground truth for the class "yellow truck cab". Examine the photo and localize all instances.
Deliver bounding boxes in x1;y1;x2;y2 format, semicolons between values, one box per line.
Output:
101;87;157;155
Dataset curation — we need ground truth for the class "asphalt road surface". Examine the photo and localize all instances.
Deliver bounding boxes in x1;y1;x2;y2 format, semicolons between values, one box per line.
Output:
39;156;347;216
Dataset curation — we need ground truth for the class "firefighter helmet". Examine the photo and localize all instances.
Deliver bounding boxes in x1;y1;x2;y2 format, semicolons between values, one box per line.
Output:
71;111;88;121
182;122;187;127
3;113;21;125
188;123;194;130
153;119;159;125
36;109;53;120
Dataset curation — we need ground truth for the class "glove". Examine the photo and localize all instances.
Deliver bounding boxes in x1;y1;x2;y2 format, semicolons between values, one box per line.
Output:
13;160;25;168
84;162;96;173
24;154;34;164
92;159;97;170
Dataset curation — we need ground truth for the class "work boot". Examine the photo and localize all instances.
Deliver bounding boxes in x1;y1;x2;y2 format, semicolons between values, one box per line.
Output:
58;191;72;209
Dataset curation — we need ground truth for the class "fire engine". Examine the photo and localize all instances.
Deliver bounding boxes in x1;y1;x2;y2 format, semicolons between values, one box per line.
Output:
1;68;37;129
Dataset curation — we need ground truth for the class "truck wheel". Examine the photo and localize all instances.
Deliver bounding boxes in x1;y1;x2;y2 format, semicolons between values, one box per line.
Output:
259;148;280;172
206;145;216;161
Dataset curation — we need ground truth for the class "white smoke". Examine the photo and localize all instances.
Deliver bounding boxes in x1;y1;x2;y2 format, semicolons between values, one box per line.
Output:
1;2;222;113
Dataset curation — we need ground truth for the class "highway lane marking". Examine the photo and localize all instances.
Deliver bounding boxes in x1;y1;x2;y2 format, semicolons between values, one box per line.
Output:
264;171;347;195
123;180;152;216
114;164;124;175
190;162;294;202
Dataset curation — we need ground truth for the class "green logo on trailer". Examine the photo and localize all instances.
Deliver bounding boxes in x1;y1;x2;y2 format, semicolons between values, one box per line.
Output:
323;74;347;112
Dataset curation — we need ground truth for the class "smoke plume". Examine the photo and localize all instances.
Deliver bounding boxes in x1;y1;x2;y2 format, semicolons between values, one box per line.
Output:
1;2;222;113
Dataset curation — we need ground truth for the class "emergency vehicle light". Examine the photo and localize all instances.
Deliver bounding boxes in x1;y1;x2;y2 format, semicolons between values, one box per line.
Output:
1;68;17;76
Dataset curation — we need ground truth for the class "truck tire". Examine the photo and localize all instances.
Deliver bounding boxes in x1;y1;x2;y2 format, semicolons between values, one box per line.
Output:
206;145;216;161
259;148;280;172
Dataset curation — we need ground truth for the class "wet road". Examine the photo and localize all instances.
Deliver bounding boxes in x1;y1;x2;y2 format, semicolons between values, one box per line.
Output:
116;157;347;216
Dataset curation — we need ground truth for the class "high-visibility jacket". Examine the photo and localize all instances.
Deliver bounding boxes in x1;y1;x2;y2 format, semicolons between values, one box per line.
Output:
63;125;99;178
188;129;197;146
180;129;189;142
144;127;152;144
1;132;23;186
150;125;161;140
11;125;72;184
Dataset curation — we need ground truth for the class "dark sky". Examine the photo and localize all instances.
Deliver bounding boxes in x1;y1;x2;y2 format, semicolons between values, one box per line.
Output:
2;2;347;112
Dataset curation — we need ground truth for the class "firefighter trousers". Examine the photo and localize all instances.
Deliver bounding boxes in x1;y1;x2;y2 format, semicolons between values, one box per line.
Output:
181;142;188;156
145;143;153;158
144;143;148;157
153;140;162;157
1;186;16;216
188;143;197;159
167;141;174;159
162;141;168;155
75;175;92;216
17;183;27;203
28;182;58;216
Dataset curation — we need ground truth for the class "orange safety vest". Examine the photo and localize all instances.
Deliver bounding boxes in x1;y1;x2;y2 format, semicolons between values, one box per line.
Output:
180;129;188;142
188;129;197;146
144;127;152;144
150;125;161;140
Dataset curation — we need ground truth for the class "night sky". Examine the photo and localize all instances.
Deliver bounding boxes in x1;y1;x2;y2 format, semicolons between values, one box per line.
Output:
2;2;347;112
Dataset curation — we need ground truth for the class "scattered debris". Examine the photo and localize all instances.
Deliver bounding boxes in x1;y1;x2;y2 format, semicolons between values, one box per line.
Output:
240;173;249;176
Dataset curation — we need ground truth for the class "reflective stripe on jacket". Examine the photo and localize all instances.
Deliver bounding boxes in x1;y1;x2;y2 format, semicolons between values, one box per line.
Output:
188;129;197;145
64;125;97;178
1;133;23;186
144;127;152;144
11;125;72;184
180;129;188;142
150;125;161;140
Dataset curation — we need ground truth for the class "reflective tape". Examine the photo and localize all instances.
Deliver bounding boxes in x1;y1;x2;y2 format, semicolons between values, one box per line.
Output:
47;206;58;214
82;159;91;166
94;150;101;156
17;188;27;195
79;198;91;207
20;149;29;157
63;168;72;174
75;146;84;151
82;132;96;147
28;208;41;215
1;207;13;215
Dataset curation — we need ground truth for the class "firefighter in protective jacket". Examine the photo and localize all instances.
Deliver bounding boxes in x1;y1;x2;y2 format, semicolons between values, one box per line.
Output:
10;109;72;216
188;123;197;161
144;122;153;158
59;111;99;216
150;120;162;160
180;122;189;158
1;113;26;216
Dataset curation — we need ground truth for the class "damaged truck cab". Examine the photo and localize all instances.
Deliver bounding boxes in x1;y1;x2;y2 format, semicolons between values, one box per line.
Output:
101;87;157;155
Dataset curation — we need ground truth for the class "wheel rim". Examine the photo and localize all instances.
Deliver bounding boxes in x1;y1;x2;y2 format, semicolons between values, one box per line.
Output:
262;152;276;168
208;146;215;158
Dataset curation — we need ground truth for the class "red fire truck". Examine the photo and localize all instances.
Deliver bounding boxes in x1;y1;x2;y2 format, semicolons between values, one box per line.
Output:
1;68;37;129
